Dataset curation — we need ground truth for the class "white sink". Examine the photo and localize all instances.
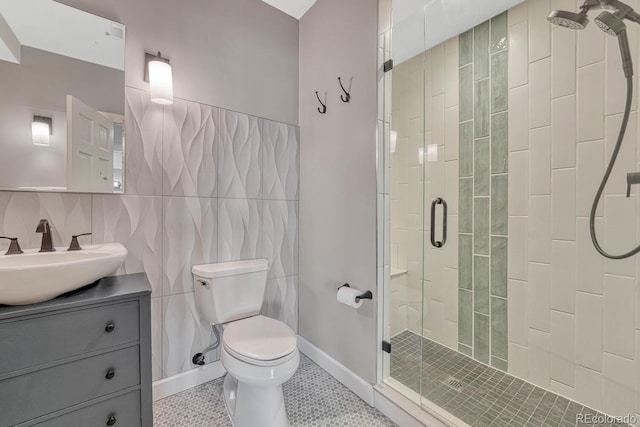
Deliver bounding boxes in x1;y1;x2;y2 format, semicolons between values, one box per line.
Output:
0;243;127;305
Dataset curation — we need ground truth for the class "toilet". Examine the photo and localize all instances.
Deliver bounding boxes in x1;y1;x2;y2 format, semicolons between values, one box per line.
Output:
192;259;299;427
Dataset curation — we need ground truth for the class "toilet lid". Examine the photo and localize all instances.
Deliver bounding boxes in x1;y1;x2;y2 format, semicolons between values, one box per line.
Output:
223;315;297;361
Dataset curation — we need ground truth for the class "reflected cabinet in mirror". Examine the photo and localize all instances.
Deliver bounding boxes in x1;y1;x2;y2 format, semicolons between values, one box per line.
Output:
0;0;125;193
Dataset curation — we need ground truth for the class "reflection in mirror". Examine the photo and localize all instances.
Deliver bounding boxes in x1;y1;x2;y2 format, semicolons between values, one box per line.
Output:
0;0;125;193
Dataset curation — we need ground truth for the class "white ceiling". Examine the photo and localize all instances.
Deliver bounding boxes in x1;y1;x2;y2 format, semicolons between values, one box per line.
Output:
0;0;125;70
393;0;526;65
261;0;317;19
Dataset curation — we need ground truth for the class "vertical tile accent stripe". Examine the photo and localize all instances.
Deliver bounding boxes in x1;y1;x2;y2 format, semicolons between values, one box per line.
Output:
458;13;509;370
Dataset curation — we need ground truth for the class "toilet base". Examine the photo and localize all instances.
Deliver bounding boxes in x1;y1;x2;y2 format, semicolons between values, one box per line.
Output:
223;373;289;427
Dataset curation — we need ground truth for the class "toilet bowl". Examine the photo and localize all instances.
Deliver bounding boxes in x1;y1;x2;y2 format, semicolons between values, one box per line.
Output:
221;315;299;427
192;260;299;427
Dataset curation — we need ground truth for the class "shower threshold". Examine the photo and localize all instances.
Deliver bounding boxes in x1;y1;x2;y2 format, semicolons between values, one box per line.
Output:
388;331;630;427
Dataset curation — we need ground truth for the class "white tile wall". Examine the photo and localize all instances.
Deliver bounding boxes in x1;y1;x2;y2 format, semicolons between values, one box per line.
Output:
508;0;640;417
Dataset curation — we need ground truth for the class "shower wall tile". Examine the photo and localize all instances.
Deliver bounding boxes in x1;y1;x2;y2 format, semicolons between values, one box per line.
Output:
162;292;217;378
263;200;298;279
550;310;575;387
459;121;473;177
508;85;529;151
473;197;489;255
550;241;576;314
162;99;218;197
490;297;508;361
551;95;576;169
218;198;262;262
603;275;635;360
474;79;490;138
551;26;576;99
491;51;508;113
92;195;163;297
491;112;509;174
575;292;603;372
473;21;490;81
261;275;298;333
218;110;262;199
491;237;508;297
490;13;508;53
576;62;604;142
528;57;551;129
527;0;550;62
459;289;473;346
528;126;551;195
474;312;490;363
528;195;551;264
551;168;576;241
262;120;299;201
508;20;528;88
459;178;473;233
459;65;474;122
459;234;472;290
474;256;490;315
125;87;163;196
162;197;218;295
459;29;473;66
474;138;490;196
491;175;508;235
0;191;92;252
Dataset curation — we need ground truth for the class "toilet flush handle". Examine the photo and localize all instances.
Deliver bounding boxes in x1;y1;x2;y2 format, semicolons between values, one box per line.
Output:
197;279;209;287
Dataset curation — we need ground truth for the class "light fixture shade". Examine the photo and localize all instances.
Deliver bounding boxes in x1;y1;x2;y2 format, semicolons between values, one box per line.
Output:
148;57;173;105
32;117;51;146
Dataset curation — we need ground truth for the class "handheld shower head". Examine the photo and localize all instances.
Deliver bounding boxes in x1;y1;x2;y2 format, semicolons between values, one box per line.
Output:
595;10;627;35
547;10;589;29
595;11;634;77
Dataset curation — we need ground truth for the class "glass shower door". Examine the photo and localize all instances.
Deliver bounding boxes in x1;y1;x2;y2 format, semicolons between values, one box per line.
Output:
382;2;427;402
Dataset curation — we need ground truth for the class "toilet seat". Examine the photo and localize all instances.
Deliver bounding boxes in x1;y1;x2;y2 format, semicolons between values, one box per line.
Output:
223;315;297;367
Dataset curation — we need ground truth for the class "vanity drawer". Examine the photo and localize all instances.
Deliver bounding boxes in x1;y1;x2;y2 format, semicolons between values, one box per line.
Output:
33;391;141;427
0;345;140;426
0;301;139;375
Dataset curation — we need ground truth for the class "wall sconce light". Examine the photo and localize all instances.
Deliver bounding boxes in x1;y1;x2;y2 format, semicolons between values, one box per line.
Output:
32;115;52;146
390;130;397;153
144;51;173;105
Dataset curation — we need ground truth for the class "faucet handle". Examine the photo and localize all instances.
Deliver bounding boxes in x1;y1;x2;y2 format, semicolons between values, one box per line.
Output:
68;233;92;251
0;236;24;255
35;219;50;233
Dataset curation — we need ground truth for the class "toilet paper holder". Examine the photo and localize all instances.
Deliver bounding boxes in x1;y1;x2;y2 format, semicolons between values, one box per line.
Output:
338;283;373;302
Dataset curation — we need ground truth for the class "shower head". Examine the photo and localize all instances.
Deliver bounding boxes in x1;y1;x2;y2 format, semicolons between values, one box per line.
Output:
594;11;634;77
547;10;589;29
595;10;627;35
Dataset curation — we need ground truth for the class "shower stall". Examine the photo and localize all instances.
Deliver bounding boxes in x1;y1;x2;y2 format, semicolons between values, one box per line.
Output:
378;0;640;425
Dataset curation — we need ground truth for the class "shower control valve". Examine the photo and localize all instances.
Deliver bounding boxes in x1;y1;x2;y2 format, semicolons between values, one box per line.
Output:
626;172;640;197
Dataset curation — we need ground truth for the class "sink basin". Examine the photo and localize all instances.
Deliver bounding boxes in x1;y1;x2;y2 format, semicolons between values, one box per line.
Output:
0;243;127;305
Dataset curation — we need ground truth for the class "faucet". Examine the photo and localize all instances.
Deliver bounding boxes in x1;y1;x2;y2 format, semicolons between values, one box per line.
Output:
35;219;55;252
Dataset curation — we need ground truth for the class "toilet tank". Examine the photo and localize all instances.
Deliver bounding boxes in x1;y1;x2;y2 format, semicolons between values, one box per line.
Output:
192;259;269;325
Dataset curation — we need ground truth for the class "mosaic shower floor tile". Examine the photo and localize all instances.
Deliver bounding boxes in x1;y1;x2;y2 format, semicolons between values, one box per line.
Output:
390;330;630;427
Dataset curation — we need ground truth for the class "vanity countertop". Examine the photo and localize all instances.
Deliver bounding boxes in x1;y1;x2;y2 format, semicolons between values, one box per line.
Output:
0;273;151;320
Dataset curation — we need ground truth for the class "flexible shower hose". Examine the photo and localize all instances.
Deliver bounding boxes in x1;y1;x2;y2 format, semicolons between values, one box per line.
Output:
589;76;640;259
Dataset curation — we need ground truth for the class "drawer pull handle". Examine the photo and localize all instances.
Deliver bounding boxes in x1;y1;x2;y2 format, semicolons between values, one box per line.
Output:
107;415;117;426
105;370;115;380
105;323;115;333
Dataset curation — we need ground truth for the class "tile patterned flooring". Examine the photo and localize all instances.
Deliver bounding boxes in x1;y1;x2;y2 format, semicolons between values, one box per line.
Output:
154;353;396;427
390;330;630;427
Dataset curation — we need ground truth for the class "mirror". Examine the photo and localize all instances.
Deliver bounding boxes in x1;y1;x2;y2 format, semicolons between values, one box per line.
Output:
0;0;125;193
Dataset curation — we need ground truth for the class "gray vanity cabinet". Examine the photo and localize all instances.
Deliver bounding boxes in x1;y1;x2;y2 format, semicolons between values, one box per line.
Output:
0;274;152;427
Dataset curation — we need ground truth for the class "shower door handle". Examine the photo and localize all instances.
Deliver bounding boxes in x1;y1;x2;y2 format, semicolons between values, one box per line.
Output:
430;198;447;248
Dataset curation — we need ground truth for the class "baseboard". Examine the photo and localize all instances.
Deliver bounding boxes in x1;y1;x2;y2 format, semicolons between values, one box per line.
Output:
152;361;226;402
297;335;375;406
